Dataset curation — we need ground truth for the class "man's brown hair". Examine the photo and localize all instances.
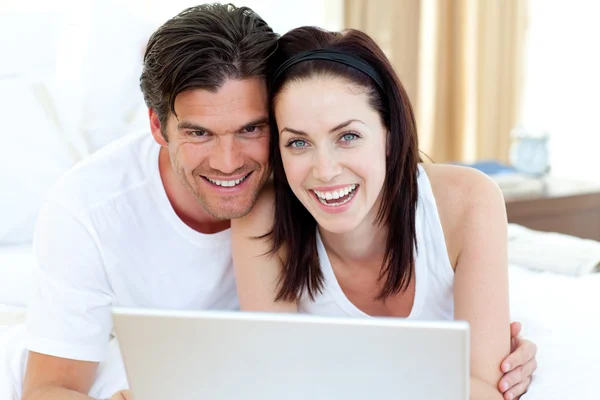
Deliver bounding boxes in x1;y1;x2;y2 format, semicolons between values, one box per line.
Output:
139;3;278;139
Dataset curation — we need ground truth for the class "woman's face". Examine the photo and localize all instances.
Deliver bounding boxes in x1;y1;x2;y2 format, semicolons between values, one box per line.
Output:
274;76;387;234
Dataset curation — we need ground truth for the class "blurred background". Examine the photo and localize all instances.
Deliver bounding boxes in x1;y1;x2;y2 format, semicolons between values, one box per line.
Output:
1;0;600;244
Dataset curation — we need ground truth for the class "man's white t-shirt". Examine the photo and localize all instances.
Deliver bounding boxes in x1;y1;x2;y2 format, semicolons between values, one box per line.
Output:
25;132;238;362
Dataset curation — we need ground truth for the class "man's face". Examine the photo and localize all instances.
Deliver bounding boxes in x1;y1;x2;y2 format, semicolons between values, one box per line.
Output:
156;78;271;220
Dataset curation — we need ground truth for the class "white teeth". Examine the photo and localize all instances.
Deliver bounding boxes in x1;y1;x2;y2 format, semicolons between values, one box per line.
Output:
207;175;247;187
313;184;358;204
316;188;357;207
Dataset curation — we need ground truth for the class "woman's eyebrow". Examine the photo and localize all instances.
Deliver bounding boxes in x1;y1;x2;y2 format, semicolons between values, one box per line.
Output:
280;119;365;136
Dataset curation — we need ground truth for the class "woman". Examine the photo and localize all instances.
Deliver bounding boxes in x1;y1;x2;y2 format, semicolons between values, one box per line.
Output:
233;26;522;399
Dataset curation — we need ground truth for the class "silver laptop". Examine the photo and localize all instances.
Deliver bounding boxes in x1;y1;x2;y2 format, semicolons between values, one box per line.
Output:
112;308;469;400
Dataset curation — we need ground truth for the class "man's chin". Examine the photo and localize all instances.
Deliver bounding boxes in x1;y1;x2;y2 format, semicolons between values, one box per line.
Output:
202;200;255;220
209;209;252;220
195;176;266;220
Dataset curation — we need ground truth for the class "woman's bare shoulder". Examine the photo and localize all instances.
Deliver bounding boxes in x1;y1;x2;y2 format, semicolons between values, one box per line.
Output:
421;163;505;265
422;163;503;202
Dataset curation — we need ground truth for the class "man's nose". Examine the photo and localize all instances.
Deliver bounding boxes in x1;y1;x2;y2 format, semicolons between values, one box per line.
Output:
209;135;245;174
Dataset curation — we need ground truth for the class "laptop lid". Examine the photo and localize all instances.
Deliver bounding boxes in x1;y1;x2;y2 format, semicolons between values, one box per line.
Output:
112;308;469;400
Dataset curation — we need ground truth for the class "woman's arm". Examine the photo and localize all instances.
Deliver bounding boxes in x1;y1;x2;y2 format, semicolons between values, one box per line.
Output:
452;169;511;400
231;182;297;313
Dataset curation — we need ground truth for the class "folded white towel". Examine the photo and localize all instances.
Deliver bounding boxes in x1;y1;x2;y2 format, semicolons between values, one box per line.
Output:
507;224;600;276
0;306;26;326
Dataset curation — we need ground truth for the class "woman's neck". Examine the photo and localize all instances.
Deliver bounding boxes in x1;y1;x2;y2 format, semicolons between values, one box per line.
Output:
318;208;388;270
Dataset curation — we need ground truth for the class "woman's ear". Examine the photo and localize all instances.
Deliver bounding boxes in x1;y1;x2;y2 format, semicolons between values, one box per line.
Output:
149;108;168;146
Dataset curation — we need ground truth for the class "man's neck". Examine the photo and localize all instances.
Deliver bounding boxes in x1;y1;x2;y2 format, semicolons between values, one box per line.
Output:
158;146;230;234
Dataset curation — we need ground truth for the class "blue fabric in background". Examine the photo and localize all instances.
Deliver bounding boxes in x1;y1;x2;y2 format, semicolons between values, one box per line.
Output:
453;160;517;176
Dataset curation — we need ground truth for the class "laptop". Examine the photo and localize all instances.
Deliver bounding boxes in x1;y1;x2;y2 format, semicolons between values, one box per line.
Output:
112;308;469;400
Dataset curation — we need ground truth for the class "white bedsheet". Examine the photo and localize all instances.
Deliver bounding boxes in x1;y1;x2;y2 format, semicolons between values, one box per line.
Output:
508;265;600;399
0;245;129;399
0;313;128;400
1;248;599;399
0;306;27;400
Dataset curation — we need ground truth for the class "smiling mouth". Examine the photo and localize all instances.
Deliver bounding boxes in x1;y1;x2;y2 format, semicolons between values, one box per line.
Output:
312;184;359;206
203;172;252;187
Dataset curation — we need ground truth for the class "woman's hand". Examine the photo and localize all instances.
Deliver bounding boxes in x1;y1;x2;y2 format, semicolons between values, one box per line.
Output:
109;390;132;400
498;322;538;399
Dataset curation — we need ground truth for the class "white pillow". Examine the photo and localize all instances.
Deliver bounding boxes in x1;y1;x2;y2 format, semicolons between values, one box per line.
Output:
0;10;61;80
0;245;35;307
0;78;74;244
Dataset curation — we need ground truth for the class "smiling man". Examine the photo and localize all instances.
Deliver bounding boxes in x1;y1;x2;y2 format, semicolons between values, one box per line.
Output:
21;4;536;400
21;5;276;400
152;79;271;224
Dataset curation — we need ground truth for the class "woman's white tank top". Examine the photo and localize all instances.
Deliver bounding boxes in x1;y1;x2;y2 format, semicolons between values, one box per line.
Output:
298;164;454;320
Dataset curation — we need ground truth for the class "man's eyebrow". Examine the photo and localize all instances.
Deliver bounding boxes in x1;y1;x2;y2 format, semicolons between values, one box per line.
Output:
177;120;212;133
176;116;269;133
280;119;365;136
237;116;269;131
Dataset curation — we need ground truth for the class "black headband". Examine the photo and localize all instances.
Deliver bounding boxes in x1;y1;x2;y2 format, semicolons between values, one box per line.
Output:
271;49;385;91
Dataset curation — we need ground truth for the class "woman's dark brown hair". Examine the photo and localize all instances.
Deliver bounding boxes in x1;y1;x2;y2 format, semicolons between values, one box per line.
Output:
267;26;421;302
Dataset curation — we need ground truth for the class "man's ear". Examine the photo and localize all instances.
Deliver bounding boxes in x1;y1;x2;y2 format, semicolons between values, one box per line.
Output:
149;108;168;146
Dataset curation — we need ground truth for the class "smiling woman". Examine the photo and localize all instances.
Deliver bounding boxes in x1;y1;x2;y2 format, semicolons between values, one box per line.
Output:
276;77;388;233
231;26;518;400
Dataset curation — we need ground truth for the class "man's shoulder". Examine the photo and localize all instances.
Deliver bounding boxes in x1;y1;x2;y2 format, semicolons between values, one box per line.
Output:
47;132;159;214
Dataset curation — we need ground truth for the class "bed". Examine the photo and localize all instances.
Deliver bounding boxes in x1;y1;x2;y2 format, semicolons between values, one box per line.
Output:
0;245;32;399
1;237;600;399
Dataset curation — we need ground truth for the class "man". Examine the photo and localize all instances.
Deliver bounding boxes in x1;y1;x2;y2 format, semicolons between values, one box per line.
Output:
21;4;536;400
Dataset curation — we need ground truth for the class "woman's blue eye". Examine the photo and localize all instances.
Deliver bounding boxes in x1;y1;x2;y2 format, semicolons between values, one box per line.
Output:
291;140;307;148
341;133;359;142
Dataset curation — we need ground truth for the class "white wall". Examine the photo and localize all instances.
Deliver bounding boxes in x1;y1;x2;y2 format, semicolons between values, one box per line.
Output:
521;0;600;183
142;0;343;34
0;0;342;244
1;0;343;156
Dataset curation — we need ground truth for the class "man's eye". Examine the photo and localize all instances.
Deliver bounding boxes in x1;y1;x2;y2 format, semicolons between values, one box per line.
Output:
242;125;257;133
190;130;207;137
